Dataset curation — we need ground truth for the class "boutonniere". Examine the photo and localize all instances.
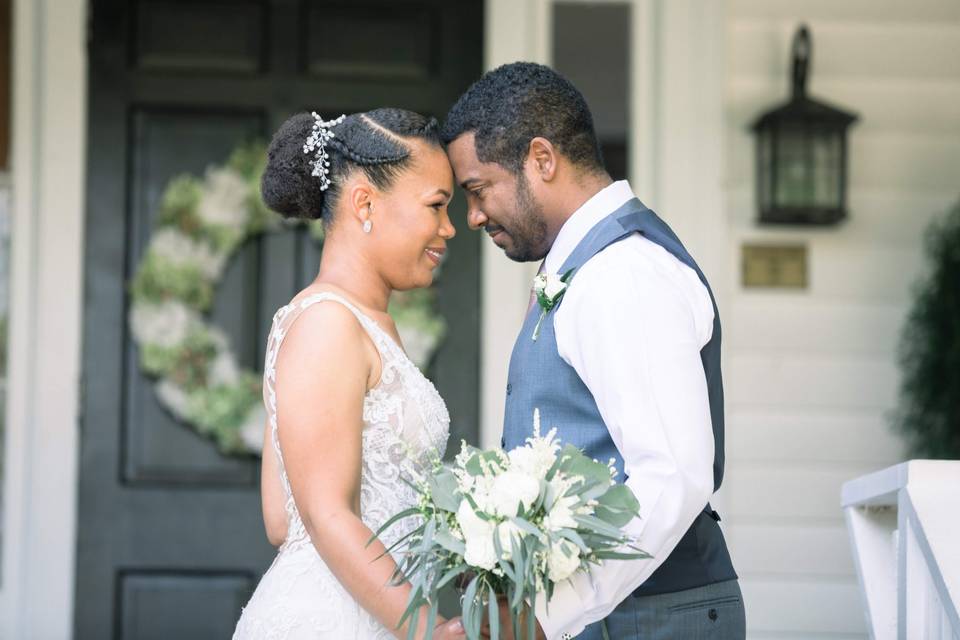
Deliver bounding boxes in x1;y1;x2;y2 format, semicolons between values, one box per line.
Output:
531;268;576;341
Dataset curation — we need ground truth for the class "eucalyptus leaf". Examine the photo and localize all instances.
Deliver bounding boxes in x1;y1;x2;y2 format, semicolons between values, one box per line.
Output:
488;584;500;640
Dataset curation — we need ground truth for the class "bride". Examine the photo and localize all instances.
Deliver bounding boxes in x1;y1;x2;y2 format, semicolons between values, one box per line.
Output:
233;109;465;639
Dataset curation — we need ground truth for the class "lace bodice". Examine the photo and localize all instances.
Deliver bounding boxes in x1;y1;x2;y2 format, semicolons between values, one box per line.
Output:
264;292;450;552
234;291;450;639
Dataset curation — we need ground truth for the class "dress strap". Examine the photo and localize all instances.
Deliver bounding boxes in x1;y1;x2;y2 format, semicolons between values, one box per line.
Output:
282;291;395;358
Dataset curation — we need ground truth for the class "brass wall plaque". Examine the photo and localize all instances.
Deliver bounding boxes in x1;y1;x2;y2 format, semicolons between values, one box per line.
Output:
742;244;808;289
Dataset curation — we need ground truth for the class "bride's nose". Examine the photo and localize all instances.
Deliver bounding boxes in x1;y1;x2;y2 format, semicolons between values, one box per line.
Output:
439;210;456;239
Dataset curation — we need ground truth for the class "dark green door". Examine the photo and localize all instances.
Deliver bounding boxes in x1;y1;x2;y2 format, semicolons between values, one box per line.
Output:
77;1;482;637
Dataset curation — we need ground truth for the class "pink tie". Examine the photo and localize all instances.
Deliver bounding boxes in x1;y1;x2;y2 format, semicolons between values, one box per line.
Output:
527;261;546;314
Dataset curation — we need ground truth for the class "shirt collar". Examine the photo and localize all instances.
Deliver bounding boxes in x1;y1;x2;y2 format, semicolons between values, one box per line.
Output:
543;180;637;273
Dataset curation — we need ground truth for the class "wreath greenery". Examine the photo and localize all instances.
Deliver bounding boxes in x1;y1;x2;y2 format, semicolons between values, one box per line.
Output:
128;143;446;455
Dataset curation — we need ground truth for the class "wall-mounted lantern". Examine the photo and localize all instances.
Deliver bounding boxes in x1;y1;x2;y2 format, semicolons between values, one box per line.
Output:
752;25;858;225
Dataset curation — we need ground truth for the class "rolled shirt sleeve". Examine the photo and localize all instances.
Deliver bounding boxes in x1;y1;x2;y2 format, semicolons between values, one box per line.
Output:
533;236;717;639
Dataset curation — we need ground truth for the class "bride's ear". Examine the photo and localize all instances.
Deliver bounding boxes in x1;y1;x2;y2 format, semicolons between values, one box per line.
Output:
346;181;376;229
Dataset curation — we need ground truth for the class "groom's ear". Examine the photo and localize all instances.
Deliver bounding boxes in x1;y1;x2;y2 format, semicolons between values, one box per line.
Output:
526;137;558;183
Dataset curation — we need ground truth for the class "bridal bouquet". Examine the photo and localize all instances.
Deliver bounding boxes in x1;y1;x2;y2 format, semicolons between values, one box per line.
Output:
372;411;649;640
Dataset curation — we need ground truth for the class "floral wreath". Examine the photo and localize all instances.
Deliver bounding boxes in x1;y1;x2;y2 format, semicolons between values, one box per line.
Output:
128;143;447;456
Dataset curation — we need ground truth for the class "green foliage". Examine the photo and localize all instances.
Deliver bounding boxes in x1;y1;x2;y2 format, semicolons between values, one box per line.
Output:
158;175;203;230
187;372;262;453
896;199;960;459
130;253;214;310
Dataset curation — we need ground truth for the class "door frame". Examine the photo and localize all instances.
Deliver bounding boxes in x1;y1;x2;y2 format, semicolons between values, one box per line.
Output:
0;0;87;638
0;0;727;637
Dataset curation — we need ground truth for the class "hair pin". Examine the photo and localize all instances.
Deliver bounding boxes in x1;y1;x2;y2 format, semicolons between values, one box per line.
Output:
303;112;346;191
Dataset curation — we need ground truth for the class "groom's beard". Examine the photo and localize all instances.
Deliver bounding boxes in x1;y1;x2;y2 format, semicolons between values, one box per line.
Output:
497;173;548;263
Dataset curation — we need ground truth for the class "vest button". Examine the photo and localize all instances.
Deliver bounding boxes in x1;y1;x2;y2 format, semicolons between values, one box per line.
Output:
506;383;512;395
708;608;718;621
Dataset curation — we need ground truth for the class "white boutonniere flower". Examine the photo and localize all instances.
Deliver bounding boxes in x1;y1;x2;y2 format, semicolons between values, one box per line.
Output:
532;268;576;340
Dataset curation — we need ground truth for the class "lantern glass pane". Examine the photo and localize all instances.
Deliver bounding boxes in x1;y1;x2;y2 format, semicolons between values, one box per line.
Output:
758;128;772;209
812;130;841;208
774;125;812;208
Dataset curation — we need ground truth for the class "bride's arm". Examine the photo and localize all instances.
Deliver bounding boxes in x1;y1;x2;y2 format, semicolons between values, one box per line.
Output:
275;302;460;640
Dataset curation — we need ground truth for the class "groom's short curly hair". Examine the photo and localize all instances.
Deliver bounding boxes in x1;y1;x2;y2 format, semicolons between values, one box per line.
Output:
441;62;605;175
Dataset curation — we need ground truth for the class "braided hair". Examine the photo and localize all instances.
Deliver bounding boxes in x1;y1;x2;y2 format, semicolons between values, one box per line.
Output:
261;108;441;221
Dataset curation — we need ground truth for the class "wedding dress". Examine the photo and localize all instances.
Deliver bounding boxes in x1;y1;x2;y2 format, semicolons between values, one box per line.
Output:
234;292;450;639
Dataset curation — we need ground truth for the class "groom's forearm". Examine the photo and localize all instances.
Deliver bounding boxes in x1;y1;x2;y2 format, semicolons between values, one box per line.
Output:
533;467;712;638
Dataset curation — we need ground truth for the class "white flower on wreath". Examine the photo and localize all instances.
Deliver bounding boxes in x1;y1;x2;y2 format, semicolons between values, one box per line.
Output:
156;379;192;422
196;167;250;229
150;227;226;280
129;299;196;348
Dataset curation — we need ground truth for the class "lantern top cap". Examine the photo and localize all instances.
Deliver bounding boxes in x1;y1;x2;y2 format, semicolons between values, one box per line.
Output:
751;24;859;131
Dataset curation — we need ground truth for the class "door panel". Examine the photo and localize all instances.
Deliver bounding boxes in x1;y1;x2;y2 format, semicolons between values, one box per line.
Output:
78;1;483;637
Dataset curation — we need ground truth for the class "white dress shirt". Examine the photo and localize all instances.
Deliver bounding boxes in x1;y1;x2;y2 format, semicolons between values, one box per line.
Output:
533;181;718;639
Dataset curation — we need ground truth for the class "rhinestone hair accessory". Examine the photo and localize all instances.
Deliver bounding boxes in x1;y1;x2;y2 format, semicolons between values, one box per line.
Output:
303;112;346;191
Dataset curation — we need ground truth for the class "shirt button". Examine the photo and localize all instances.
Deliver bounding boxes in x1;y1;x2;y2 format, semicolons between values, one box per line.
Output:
506;383;512;395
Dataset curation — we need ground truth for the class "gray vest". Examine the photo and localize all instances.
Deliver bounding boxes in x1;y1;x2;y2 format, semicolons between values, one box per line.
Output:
503;198;737;596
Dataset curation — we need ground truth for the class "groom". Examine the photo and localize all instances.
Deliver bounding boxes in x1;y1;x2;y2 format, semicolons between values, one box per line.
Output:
442;63;745;639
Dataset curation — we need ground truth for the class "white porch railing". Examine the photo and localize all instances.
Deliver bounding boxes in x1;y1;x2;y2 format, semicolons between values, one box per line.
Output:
842;461;960;639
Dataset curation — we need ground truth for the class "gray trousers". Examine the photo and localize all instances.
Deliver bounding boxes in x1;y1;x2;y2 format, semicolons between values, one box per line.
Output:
576;579;745;639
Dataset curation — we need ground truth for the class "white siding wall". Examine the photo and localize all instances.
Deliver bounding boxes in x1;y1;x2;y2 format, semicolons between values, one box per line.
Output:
722;1;960;637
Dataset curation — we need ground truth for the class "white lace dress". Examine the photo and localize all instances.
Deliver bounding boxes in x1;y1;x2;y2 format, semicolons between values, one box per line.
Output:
233;292;450;639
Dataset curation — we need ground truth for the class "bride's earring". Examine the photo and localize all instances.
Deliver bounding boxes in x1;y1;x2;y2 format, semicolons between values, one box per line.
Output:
363;204;373;234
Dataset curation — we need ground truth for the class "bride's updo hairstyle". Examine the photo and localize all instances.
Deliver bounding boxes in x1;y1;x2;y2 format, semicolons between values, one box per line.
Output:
261;108;441;223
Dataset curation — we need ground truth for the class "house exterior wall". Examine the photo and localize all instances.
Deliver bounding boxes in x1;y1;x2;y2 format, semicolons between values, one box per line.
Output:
0;0;87;638
722;1;960;636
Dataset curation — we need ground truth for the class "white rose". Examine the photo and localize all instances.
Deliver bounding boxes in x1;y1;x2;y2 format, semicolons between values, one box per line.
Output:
489;470;541;518
456;500;494;542
208;350;239;386
547;539;581;582
543;273;567;299
464;535;498;570
533;273;548;294
543;494;579;532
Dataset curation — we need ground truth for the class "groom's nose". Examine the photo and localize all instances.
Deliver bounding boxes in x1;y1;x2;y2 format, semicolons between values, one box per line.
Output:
467;205;487;230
